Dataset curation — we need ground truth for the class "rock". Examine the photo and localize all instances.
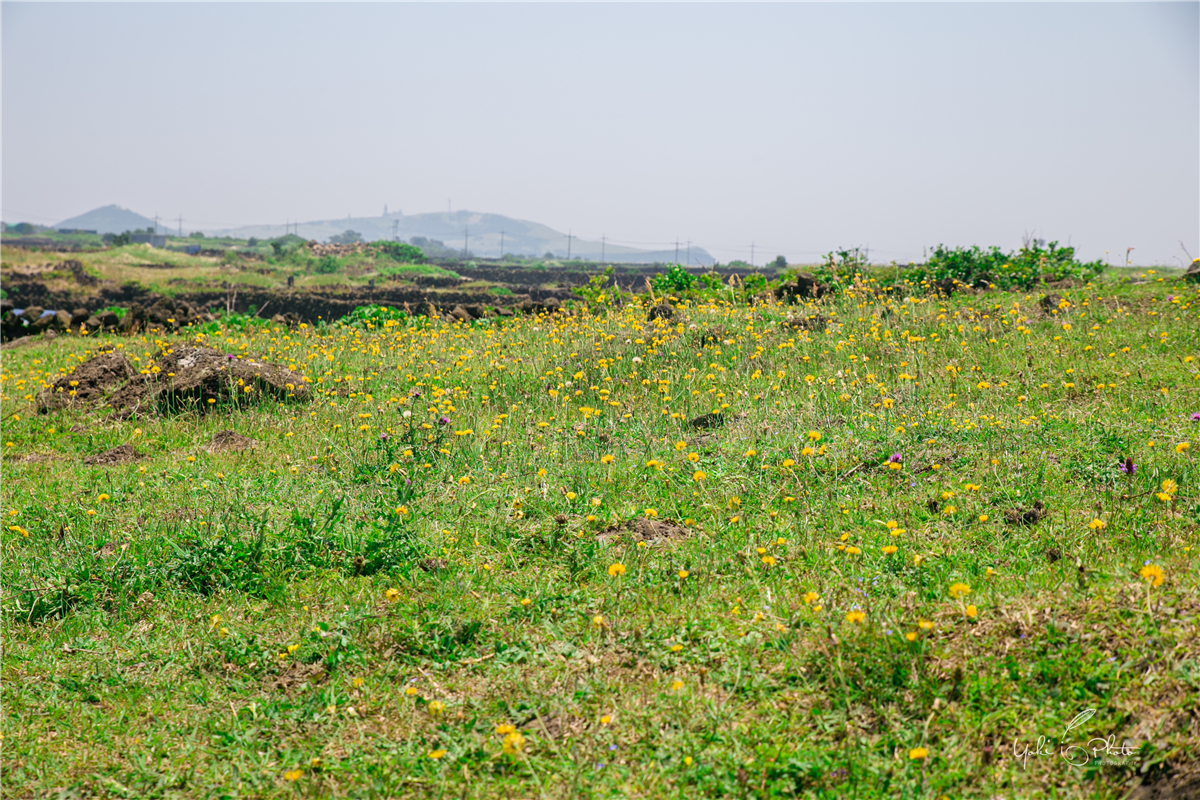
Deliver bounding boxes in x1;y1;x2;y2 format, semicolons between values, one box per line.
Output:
688;412;725;430
96;310;119;329
463;303;485;319
24;306;45;322
450;305;472;322
71;308;90;327
1184;259;1200;283
53;310;72;330
776;273;829;302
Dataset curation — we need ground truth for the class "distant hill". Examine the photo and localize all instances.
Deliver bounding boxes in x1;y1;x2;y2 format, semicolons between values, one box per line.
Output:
216;210;715;266
54;205;158;234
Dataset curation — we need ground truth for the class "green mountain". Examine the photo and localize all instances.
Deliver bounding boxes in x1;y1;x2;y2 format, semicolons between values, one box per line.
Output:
54;205;158;234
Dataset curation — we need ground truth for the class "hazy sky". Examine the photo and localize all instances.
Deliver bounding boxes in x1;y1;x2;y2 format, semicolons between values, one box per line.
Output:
3;2;1197;265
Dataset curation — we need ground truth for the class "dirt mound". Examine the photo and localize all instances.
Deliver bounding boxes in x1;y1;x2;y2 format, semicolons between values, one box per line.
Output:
1004;501;1047;526
83;444;142;466
205;430;258;453
37;346;310;417
597;517;692;547
37;351;135;412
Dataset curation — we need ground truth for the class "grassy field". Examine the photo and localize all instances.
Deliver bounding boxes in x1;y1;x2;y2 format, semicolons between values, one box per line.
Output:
2;275;1198;798
0;243;464;302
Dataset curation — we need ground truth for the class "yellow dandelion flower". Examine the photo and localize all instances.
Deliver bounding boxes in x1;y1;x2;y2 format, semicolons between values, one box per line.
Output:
948;582;970;599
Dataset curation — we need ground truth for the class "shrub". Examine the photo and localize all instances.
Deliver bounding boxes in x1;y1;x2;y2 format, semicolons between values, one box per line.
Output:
650;264;696;294
373;241;427;264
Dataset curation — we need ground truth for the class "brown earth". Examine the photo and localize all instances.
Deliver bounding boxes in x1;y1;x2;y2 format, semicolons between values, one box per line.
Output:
205;430;258;453
597;518;692;547
37;346;310;417
83;444;142;466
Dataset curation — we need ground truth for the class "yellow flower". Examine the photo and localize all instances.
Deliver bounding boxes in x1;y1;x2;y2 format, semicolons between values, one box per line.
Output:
565;491;577;500
670;680;684;691
1176;442;1191;454
494;724;516;735
520;598;532;607
692;470;706;481
607;563;626;577
592;615;605;627
918;619;934;630
674;441;688;450
965;604;978;618
885;520;899;530
600;715;612;724
1156;492;1174;503
882;545;898;555
807;430;821;441
427;700;446;716
948;582;971;599
1088;518;1106;530
781;459;795;468
678;569;689;579
845;610;866;624
904;632;918;642
845;546;861;555
501;731;525;755
803;591;819;604
428;749;447;759
385;588;400;602
284;769;303;781
644;508;658;518
1162;479;1178;495
761;555;776;566
600;454;614;464
405;686;418;695
909;747;928;761
1139;564;1165;587
978;514;989;523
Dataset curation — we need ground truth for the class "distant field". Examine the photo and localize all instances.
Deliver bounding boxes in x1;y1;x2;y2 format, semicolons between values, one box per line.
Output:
1;275;1198;798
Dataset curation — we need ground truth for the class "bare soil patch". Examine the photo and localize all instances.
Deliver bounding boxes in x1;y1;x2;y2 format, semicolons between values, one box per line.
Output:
37;346;310;417
83;444;142;466
597;517;692;547
205;430;258;453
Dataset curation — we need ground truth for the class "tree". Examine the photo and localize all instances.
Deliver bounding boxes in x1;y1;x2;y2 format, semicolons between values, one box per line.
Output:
329;230;363;244
770;255;788;270
11;222;35;235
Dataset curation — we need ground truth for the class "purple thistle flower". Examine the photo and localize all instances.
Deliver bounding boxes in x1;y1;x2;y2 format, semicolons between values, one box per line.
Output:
887;452;902;463
1190;412;1200;422
1119;457;1135;475
378;432;389;442
438;416;450;425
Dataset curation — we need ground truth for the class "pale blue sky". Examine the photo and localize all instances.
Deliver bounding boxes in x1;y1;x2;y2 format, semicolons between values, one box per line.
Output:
3;2;1197;265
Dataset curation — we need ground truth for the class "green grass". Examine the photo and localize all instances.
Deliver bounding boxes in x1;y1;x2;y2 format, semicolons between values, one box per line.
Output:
1;277;1198;798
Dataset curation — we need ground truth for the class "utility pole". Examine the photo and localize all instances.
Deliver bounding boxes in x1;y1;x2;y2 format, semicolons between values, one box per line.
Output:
153;214;159;234
178;215;183;237
686;239;691;265
392;220;399;242
750;243;755;267
674;238;679;263
567;230;572;260
601;234;605;262
500;230;505;259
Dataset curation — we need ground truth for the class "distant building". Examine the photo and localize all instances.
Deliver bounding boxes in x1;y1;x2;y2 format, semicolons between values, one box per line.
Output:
130;233;167;247
57;228;98;235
